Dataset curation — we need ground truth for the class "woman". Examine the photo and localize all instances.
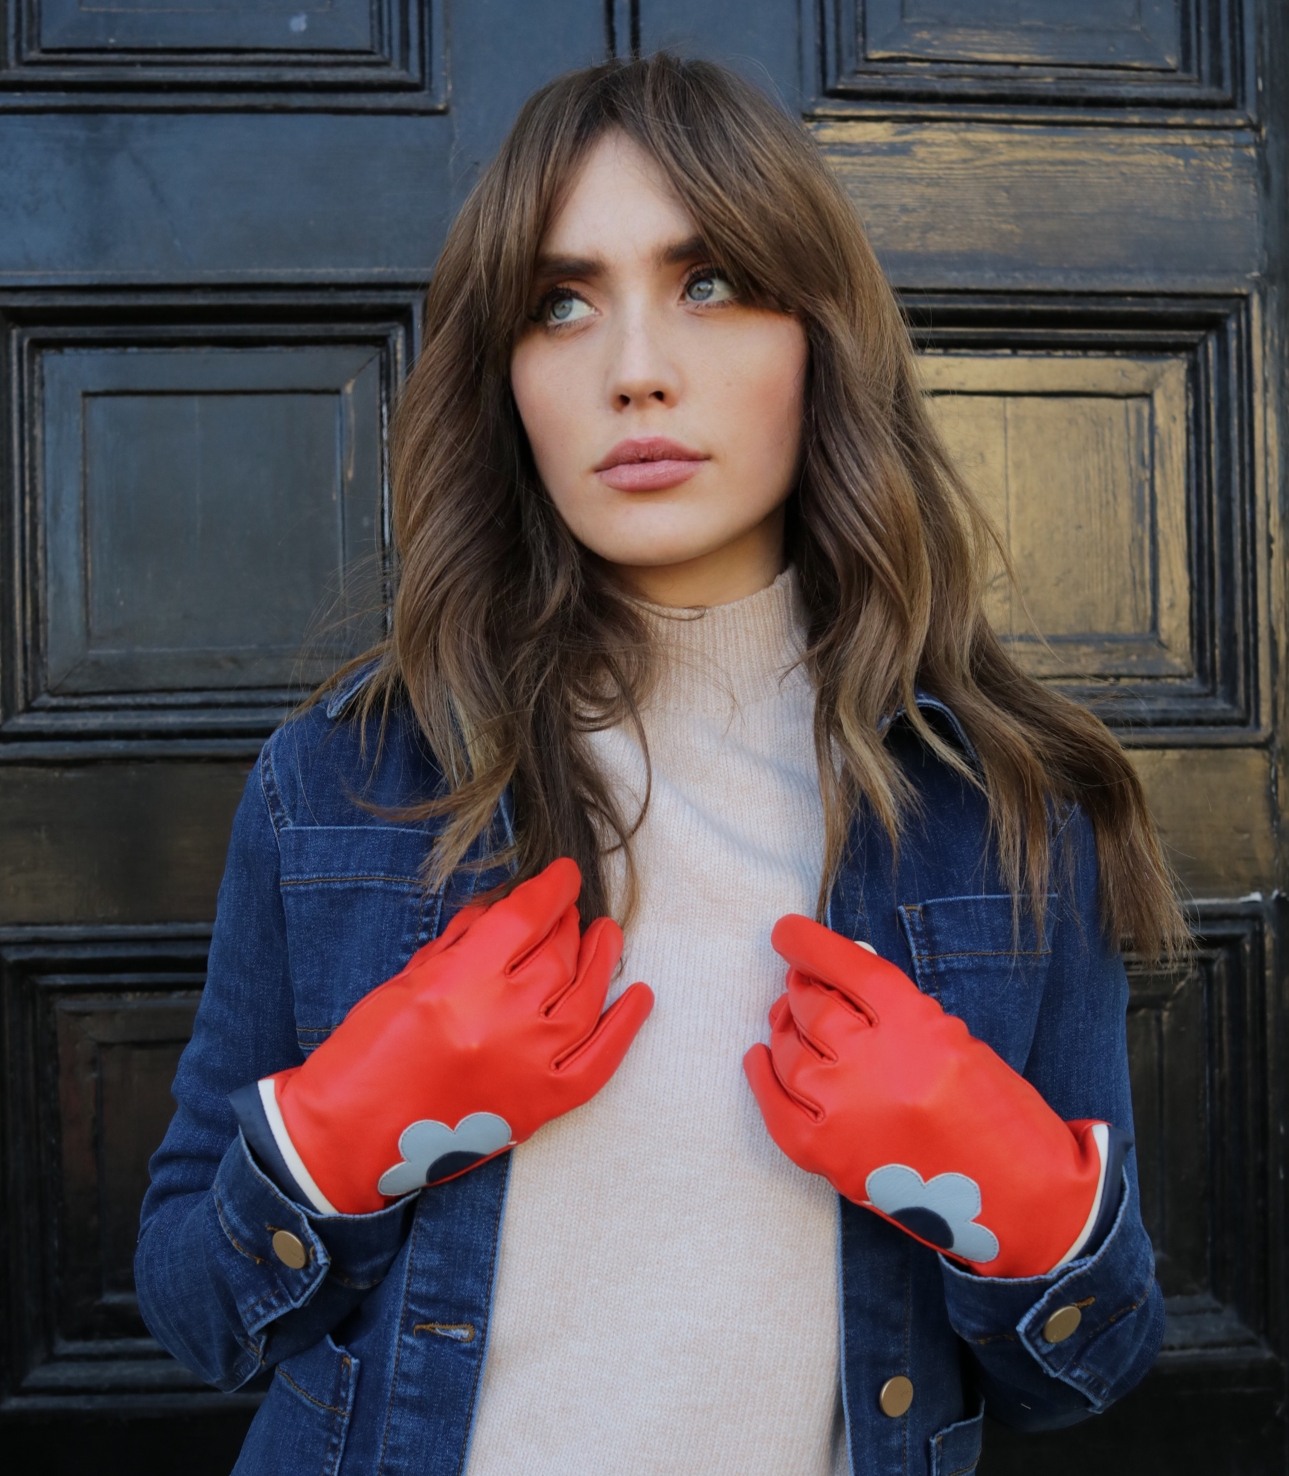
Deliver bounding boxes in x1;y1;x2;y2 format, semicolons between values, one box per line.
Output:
135;50;1186;1476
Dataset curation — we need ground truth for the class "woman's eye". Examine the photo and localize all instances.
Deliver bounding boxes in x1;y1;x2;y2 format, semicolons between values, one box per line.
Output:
530;267;737;332
684;268;736;304
540;290;592;328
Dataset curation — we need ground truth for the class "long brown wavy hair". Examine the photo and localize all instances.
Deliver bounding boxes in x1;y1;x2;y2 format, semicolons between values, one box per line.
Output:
319;50;1187;963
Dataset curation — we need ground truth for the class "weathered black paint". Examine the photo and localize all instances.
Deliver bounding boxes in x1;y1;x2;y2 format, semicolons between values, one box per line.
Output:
0;2;1283;1472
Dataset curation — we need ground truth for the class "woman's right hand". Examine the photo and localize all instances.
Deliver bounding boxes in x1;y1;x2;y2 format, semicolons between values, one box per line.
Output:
236;857;653;1215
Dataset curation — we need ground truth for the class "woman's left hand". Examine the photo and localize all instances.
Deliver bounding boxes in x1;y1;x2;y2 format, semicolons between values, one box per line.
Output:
743;914;1113;1278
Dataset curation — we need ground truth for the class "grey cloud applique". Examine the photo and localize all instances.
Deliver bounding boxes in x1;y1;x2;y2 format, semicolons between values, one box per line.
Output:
864;1163;1000;1264
377;1112;514;1196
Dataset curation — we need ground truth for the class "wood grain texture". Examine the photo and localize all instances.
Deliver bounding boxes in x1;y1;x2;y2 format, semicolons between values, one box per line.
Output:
0;764;250;925
1130;746;1275;897
814;122;1260;289
921;351;1190;676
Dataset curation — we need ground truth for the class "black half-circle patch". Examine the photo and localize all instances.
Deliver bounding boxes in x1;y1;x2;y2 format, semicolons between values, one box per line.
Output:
891;1205;954;1251
425;1149;491;1181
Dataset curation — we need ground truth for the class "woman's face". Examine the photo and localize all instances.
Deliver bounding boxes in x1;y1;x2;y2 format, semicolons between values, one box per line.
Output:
509;130;809;607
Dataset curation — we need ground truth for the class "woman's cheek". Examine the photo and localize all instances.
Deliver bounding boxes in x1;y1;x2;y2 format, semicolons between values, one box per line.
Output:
736;342;807;472
512;355;580;488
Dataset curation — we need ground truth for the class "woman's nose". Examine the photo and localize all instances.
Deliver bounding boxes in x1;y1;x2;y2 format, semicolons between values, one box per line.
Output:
605;307;680;407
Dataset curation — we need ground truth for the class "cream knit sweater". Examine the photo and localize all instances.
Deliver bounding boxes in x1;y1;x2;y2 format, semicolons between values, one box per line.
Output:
463;566;848;1476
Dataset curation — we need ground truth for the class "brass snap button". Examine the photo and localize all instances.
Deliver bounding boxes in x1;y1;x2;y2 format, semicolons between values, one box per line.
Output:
878;1375;914;1417
1042;1305;1083;1343
271;1229;309;1269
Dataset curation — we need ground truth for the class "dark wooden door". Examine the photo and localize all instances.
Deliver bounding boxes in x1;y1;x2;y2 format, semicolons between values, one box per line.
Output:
0;3;1283;1472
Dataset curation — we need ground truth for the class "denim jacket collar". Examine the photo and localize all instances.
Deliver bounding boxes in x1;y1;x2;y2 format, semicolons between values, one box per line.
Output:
324;658;382;719
325;660;978;767
882;688;979;766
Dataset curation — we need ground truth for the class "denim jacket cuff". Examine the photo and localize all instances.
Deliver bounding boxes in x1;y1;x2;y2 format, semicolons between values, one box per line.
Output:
937;1166;1162;1411
212;1127;415;1338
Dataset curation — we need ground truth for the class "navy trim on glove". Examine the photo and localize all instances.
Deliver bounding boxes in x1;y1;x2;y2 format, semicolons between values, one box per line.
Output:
1079;1126;1131;1260
229;1080;312;1205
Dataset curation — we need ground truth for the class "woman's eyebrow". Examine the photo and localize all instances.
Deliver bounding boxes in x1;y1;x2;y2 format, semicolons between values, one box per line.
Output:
531;233;711;284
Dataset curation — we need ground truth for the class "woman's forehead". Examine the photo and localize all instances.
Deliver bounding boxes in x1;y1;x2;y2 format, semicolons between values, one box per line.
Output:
535;131;694;258
513;125;789;318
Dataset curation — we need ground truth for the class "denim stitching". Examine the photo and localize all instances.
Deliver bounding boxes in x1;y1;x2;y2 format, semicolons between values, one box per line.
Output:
238;1331;266;1371
277;1360;351;1415
834;1199;856;1475
213;1185;263;1264
324;1356;357;1476
280;874;422;889
243;1292;286;1324
453;1162;512;1476
418;889;445;949
901;1240;912;1473
259;743;288;835
913;948;1050;961
933;1425;981;1476
901;898;1056;962
377;1205;422;1472
1097;1290;1147;1331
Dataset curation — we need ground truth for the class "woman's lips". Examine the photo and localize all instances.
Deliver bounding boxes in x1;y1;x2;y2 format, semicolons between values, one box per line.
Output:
596;458;706;491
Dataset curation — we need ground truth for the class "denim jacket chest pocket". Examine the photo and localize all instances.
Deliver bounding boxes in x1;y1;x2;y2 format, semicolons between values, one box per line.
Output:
277;825;442;1056
896;893;1055;1074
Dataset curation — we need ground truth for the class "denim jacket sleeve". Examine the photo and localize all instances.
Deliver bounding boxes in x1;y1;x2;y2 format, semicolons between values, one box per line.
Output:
935;803;1166;1431
133;746;417;1393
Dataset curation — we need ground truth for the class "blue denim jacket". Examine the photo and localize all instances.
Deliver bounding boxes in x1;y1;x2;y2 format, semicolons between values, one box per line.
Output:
135;670;1164;1476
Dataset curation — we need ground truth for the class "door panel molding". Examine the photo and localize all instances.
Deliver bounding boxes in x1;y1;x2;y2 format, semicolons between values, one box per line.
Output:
807;0;1253;121
909;292;1260;740
0;929;249;1414
0;1;447;113
1;291;414;752
1127;905;1276;1362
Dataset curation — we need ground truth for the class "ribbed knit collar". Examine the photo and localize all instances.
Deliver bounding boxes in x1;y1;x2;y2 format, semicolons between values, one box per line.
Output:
629;564;810;712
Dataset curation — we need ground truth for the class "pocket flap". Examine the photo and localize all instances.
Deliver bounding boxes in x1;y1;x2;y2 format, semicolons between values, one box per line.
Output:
277;827;441;1044
897;894;1054;1072
899;893;1054;972
279;825;433;889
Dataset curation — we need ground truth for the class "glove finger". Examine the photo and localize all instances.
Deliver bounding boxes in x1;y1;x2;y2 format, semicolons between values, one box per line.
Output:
743;1044;816;1161
541;914;623;1019
506;899;583;995
771;913;912;1023
785;966;870;1052
766;1001;827;1120
761;991;832;1074
478;856;583;971
551;981;654;1094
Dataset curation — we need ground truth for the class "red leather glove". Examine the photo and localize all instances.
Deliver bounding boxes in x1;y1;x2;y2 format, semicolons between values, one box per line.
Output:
743;914;1112;1278
232;857;653;1215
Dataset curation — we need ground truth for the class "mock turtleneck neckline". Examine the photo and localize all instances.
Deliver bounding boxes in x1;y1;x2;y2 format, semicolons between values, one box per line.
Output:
629;564;810;712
